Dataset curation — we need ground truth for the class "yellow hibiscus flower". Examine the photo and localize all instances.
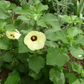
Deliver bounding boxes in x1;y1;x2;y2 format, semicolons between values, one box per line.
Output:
6;29;21;39
24;31;46;51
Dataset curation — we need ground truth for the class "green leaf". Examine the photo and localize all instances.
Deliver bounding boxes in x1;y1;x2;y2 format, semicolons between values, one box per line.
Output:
75;35;84;45
13;7;31;15
70;15;83;24
0;10;10;19
37;19;48;28
49;69;65;84
66;27;83;37
18;64;27;73
8;3;17;9
21;75;37;84
71;79;81;84
45;41;58;48
5;70;20;84
69;46;84;59
5;24;15;31
29;70;42;80
43;13;61;30
36;3;48;11
18;35;30;53
46;48;70;67
29;56;45;74
22;4;30;10
66;78;83;84
0;59;3;67
34;0;40;4
0;1;10;9
59;15;71;23
59;15;83;24
0;40;9;50
68;62;83;73
17;16;29;23
13;7;22;14
21;28;33;34
0;20;7;31
45;30;68;43
79;78;84;84
2;52;13;62
66;73;77;84
18;53;29;63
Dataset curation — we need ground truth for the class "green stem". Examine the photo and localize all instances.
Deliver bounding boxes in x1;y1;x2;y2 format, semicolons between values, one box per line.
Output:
56;0;60;14
34;21;37;30
12;11;15;24
77;0;84;17
77;0;84;28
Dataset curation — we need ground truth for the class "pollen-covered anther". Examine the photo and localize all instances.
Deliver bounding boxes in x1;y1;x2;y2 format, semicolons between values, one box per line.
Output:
10;34;15;38
31;35;37;41
6;29;21;39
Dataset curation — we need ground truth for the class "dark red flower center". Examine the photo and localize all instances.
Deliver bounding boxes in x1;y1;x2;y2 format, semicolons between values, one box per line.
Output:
10;34;15;38
31;35;37;41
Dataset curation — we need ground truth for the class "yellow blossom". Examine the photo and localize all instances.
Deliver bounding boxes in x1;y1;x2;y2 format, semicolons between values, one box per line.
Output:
24;31;46;51
6;29;21;39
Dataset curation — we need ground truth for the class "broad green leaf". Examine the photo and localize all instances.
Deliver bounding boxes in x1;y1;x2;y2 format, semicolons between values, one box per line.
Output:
45;28;57;34
36;3;48;11
22;4;30;10
18;53;29;63
79;78;84;84
70;15;83;24
11;58;19;67
17;16;29;23
13;7;22;14
0;21;7;31
37;19;48;28
43;13;61;30
33;14;42;20
80;69;84;78
2;52;13;62
18;64;27;73
5;70;20;84
75;35;84;45
68;62;83;73
34;0;40;4
45;41;58;48
0;1;10;9
21;28;33;34
66;73;77;84
14;19;26;30
29;56;45;74
66;74;84;84
0;40;9;50
46;48;70;67
5;24;15;31
66;27;83;37
69;46;84;59
18;35;30;53
0;60;3;67
13;7;31;15
20;75;37;84
0;52;4;56
49;69;65;84
8;3;17;9
71;79;81;84
42;66;49;79
59;15;83;24
45;30;68;43
0;10;10;19
59;15;71;23
29;70;42;80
